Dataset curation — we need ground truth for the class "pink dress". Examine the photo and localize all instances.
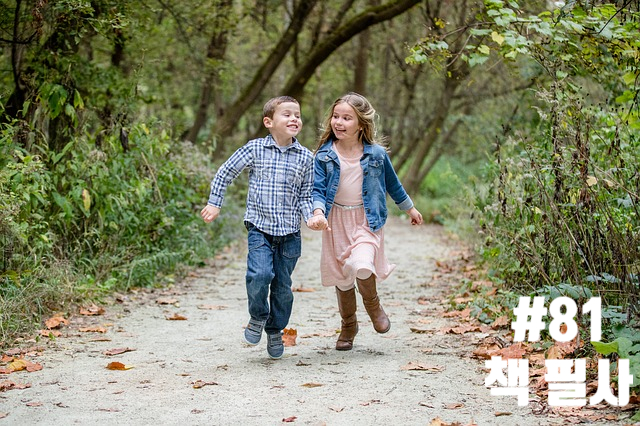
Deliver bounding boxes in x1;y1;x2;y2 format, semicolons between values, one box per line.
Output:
320;146;395;290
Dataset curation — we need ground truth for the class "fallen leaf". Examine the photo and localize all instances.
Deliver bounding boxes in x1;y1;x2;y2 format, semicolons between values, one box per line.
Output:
495;411;512;416
418;402;434;408
498;342;527;359
192;380;219;389
401;362;444;372
79;326;108;333
491;315;510;329
301;383;323;388
79;304;105;316
442;324;482;334
196;305;227;310
329;406;344;412
7;359;42;373
166;313;187;321
106;362;133;370
444;402;464;409
443;308;471;318
410;327;434;334
0;412;7;419
282;417;297;423
0;381;31;391
283;328;297;347
156;298;178;305
25;401;42;407
104;348;136;356
292;286;315;292
44;315;68;329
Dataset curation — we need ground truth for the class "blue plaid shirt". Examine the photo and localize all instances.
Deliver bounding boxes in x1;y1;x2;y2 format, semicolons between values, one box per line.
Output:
208;135;314;236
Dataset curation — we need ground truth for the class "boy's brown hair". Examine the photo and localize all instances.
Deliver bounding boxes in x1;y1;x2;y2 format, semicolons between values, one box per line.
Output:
263;96;299;119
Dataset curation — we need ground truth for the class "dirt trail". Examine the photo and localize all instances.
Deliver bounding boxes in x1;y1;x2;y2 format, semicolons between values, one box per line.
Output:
1;216;579;425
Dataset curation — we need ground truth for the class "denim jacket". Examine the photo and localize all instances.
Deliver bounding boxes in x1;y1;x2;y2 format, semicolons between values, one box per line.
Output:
312;139;414;232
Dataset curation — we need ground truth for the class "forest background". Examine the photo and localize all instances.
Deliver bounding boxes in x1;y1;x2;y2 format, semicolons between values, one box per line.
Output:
0;0;639;404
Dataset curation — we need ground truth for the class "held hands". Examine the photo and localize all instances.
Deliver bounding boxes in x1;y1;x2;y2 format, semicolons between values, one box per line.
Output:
407;207;423;226
307;214;331;232
200;204;220;223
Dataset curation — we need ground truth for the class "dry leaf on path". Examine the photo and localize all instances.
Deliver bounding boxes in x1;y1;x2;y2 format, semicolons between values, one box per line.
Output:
401;362;444;372
292;286;315;292
444;402;464;409
44;315;68;329
39;329;62;338
0;412;7;419
283;328;297;347
7;358;42;373
196;304;227;310
410;327;434;334
491;315;510;329
104;348;136;356
106;362;133;370
79;326;108;333
0;380;31;391
166;313;187;321
301;383;323;388
192;380;219;389
498;342;527;359
79;304;105;316
156;298;179;305
282;417;297;423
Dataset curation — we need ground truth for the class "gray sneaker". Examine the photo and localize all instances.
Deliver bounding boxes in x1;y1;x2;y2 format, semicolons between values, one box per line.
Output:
243;318;266;346
266;332;284;359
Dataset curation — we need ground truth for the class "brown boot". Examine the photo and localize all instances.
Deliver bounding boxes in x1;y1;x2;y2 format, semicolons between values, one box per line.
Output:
356;274;391;333
336;287;358;351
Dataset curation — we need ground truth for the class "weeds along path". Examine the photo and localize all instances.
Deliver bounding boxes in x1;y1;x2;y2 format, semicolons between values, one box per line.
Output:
3;216;561;425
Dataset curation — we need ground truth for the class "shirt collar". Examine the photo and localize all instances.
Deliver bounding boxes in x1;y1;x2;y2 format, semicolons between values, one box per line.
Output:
264;134;302;151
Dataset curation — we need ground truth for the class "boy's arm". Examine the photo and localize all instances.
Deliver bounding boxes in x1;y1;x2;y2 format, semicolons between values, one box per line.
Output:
299;155;314;222
207;142;254;208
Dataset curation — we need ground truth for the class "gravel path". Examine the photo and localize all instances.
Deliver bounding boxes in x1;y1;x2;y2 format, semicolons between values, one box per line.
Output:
1;216;566;425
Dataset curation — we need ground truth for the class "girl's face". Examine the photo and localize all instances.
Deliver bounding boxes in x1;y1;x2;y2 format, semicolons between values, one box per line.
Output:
331;102;360;143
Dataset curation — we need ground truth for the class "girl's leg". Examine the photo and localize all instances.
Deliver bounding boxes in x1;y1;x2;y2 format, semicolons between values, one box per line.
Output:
356;272;391;333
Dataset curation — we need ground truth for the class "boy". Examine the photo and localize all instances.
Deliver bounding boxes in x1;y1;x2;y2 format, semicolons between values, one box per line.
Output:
201;96;326;359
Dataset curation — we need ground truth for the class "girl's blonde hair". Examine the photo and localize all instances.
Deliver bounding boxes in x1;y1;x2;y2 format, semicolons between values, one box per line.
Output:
314;92;386;152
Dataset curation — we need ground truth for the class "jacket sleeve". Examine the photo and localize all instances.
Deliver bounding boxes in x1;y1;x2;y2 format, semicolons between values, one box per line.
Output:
383;152;414;211
312;156;329;214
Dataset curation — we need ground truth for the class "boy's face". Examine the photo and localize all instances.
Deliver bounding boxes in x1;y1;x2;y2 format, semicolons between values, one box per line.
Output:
263;101;302;142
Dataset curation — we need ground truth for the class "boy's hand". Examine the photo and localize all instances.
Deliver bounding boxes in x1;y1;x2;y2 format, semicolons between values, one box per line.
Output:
307;215;331;232
201;205;220;223
407;207;423;226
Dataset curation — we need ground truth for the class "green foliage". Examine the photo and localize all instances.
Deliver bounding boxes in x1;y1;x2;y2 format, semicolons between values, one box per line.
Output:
591;320;640;391
0;119;242;345
462;2;640;318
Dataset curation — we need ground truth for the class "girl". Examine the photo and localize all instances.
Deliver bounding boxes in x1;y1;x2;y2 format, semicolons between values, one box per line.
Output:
308;92;423;351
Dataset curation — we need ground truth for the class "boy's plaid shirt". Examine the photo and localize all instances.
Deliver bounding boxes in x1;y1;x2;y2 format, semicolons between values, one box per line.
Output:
208;135;313;236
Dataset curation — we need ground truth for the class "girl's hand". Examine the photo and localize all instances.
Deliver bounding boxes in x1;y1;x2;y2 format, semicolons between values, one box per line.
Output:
407;207;423;225
307;214;331;231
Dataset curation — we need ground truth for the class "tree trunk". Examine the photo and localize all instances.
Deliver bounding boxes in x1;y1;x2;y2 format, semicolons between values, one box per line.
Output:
353;29;370;95
214;0;319;146
280;0;421;100
184;0;234;145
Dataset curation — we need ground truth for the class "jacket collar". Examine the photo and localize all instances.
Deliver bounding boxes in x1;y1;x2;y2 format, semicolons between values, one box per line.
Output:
317;137;372;160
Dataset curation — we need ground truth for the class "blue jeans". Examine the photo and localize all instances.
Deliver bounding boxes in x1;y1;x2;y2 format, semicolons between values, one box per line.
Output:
245;222;301;335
